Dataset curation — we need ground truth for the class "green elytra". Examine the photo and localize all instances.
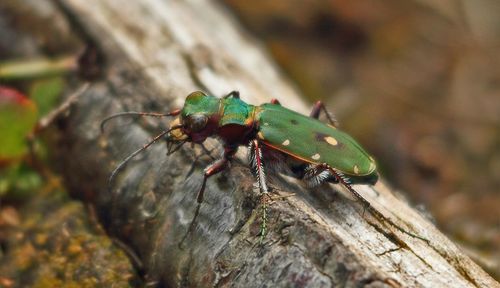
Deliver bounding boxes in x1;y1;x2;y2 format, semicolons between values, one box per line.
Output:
257;104;376;177
179;91;377;182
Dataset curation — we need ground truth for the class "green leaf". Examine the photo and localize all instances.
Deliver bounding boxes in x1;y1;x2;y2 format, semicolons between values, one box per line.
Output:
0;163;42;198
30;77;64;117
0;86;38;160
0;56;76;80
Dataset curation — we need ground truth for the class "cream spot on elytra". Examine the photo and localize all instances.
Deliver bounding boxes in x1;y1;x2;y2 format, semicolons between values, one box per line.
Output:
282;139;290;146
354;165;360;174
258;132;265;139
324;136;338;146
369;162;376;171
311;154;321;160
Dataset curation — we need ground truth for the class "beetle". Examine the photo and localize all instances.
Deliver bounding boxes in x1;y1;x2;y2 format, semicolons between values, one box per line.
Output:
102;90;426;242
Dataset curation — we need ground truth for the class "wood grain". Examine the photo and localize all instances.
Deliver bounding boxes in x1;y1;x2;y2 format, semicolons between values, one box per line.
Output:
51;0;499;287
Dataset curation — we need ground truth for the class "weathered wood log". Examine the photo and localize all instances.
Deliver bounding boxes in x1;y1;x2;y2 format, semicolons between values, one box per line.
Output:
50;0;498;287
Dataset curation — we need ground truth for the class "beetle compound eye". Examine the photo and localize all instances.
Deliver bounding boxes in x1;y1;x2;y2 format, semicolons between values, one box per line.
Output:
185;114;208;132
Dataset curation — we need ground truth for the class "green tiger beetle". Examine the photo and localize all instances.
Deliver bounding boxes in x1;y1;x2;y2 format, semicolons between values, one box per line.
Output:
102;91;427;243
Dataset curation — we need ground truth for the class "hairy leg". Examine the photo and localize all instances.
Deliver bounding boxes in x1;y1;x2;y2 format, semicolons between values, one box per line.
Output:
310;100;338;127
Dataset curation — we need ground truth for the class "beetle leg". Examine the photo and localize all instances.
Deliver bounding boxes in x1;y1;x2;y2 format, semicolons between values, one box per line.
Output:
197;146;236;203
310;101;339;127
249;140;271;242
270;98;281;105
249;140;270;194
199;143;216;160
185;143;218;179
325;165;429;243
180;146;236;248
223;90;240;99
303;164;334;187
197;159;228;202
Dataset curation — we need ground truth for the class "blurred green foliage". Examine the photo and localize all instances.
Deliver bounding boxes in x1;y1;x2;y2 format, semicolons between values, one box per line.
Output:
30;77;64;117
0;87;37;160
0;59;65;200
0;164;42;199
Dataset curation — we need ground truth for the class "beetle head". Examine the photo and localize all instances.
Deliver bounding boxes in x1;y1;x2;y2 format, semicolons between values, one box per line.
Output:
165;91;221;154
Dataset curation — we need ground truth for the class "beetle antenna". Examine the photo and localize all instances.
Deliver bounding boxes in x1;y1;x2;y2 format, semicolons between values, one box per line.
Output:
108;124;183;192
101;109;181;132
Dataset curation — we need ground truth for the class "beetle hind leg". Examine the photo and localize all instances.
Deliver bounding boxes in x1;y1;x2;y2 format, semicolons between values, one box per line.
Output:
310;101;339;127
270;98;281;105
325;165;429;243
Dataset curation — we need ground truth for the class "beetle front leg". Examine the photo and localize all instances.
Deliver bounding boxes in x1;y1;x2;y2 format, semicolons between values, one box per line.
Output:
249;139;271;242
198;143;216;160
249;140;269;194
197;146;236;203
310;100;339;127
180;146;236;248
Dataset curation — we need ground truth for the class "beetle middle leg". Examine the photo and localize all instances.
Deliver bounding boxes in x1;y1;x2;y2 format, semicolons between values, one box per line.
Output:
302;164;335;187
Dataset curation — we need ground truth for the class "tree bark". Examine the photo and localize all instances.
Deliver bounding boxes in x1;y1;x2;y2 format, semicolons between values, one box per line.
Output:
50;0;498;287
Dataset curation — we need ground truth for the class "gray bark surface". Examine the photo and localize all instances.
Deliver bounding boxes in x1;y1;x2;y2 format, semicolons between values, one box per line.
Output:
52;0;499;287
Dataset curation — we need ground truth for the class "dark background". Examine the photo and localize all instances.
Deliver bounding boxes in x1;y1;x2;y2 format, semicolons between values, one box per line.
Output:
221;0;499;278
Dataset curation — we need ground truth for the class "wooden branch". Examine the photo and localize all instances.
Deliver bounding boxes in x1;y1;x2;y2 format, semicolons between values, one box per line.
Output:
50;0;498;287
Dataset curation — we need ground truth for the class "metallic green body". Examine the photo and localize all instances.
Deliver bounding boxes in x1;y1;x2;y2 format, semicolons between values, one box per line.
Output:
181;92;257;127
219;97;256;126
179;92;376;178
181;91;220;118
